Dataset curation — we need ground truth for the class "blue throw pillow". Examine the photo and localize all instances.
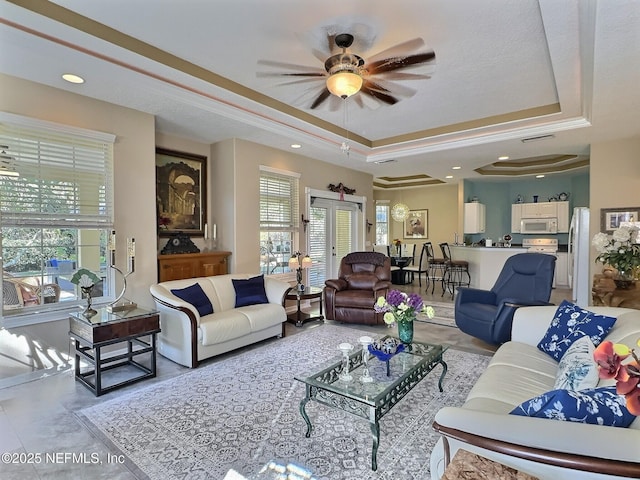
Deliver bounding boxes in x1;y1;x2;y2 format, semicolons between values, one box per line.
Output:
537;300;617;361
510;386;636;427
233;275;269;307
170;283;214;317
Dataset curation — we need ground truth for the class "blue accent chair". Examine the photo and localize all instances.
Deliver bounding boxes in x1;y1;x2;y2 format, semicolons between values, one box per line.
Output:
454;253;556;345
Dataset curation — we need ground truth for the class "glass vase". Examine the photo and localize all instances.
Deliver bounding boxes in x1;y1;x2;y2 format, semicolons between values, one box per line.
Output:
397;320;414;345
614;271;636;290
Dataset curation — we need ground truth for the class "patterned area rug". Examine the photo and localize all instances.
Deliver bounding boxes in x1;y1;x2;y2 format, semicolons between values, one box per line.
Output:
415;301;456;328
76;324;488;480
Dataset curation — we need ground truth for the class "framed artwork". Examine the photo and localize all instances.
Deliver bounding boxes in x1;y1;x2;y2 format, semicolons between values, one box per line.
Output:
404;210;428;238
600;207;640;232
156;147;207;237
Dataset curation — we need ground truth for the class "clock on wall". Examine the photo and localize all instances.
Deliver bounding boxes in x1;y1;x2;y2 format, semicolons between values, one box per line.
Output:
160;232;200;255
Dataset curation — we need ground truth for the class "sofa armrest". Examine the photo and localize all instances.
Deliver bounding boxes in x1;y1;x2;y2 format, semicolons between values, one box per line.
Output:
433;407;640;474
325;278;348;291
456;287;496;305
264;276;292;305
149;284;201;323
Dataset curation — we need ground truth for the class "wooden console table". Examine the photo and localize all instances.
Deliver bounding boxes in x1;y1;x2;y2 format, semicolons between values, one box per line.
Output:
157;251;231;282
592;273;640;309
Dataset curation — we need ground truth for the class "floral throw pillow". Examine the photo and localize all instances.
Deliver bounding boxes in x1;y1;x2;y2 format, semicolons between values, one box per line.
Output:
553;336;599;391
510;386;636;427
537;300;617;361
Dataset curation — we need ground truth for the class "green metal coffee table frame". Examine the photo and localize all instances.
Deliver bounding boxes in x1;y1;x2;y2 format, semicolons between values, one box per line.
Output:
295;337;448;471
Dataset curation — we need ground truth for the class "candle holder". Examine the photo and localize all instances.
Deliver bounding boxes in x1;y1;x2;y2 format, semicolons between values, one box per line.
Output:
107;234;137;313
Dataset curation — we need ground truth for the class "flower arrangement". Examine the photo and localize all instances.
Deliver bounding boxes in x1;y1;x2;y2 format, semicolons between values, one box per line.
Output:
393;239;402;248
592;225;640;280
158;215;171;230
593;338;640;415
375;289;435;325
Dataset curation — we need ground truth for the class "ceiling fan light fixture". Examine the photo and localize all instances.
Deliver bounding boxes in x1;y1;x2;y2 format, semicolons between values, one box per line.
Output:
326;71;363;99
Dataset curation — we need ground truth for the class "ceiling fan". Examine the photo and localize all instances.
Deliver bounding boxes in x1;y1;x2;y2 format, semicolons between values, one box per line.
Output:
258;33;436;109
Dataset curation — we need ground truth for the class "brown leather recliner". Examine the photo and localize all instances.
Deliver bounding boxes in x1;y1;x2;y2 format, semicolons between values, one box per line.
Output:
324;251;392;325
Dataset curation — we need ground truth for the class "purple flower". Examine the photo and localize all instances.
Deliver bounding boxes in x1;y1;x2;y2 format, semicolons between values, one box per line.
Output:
406;293;423;311
386;289;405;307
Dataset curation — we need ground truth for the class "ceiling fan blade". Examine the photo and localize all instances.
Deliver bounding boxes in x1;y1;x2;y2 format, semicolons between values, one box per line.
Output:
272;77;327;88
257;59;323;72
373;72;432;81
367;50;436;74
257;72;326;78
361;84;398;105
365;79;417;99
366;38;425;63
310;88;332;109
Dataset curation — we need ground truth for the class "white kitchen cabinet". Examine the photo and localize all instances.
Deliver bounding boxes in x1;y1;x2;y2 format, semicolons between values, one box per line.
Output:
464;203;486;234
511;204;522;233
521;202;557;218
555;252;569;287
556;201;570;233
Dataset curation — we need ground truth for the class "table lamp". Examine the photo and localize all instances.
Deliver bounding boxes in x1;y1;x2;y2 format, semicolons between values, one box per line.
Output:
289;251;312;291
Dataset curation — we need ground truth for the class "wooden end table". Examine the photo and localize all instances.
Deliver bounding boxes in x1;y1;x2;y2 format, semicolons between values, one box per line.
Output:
285;286;324;327
69;307;160;396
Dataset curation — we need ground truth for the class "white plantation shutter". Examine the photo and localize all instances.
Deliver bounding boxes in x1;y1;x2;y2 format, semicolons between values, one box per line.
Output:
259;166;300;230
0;113;115;228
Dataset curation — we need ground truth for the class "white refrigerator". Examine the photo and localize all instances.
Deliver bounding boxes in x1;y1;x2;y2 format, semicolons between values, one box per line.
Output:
568;207;590;306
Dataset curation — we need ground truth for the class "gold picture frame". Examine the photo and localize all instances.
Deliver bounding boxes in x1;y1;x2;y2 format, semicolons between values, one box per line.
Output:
156;147;207;237
404;210;428;238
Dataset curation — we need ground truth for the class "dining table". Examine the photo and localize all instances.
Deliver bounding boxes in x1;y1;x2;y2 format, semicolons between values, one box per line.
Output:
390;256;412;285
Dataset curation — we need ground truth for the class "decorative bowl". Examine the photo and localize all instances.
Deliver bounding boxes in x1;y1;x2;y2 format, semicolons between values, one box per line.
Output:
368;338;405;362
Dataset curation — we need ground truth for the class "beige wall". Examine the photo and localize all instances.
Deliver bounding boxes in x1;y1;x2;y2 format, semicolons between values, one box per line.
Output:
589;137;640;282
213;138;375;273
374;184;459;249
1;74;157;310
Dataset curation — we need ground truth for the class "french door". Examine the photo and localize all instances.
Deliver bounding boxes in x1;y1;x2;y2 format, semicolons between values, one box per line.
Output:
307;198;359;286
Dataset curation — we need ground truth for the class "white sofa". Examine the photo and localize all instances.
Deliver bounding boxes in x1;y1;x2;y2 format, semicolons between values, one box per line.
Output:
150;274;290;368
431;305;640;480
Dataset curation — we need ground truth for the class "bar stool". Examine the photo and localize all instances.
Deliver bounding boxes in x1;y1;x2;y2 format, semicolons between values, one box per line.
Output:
439;242;470;298
424;242;447;294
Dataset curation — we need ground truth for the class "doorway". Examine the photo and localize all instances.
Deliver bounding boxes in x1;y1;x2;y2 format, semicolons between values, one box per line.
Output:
307;198;359;286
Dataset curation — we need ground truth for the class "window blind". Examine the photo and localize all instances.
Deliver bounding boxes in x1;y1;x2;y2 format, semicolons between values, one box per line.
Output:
0;114;115;228
259;167;299;230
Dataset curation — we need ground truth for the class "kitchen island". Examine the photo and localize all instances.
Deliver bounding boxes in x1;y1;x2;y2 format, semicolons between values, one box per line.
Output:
450;245;528;290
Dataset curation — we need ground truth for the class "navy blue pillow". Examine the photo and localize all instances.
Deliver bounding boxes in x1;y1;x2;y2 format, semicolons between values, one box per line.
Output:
510;386;636;427
537;300;617;361
170;283;214;317
233;275;269;307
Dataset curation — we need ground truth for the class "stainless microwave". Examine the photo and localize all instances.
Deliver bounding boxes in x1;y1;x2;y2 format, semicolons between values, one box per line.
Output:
520;217;558;234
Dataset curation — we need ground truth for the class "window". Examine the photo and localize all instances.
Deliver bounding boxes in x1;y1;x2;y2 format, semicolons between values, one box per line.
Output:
0;113;115;324
375;202;390;245
259;166;299;275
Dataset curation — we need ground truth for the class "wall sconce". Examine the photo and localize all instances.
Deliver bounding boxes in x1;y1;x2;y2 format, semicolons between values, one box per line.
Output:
301;214;310;232
366;220;373;233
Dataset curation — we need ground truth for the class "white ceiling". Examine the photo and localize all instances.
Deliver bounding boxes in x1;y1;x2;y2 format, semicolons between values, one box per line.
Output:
1;0;639;186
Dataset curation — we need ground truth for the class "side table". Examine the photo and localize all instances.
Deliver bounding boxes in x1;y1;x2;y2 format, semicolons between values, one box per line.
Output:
285;286;324;327
69;307;160;396
592;273;640;309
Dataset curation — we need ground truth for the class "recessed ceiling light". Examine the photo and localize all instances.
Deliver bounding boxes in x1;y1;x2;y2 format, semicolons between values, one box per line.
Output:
445;175;453;179
536;174;545;178
62;73;85;84
452;166;461;170
498;155;509;160
290;144;301;149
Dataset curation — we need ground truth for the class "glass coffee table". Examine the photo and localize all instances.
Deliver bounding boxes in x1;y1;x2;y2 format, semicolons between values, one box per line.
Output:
295;336;448;471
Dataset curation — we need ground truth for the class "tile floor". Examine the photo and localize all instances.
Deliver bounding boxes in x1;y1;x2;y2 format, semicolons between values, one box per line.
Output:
0;281;572;479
